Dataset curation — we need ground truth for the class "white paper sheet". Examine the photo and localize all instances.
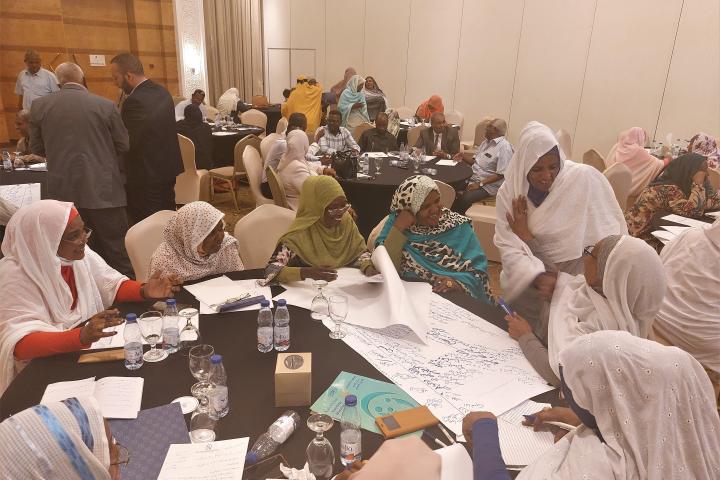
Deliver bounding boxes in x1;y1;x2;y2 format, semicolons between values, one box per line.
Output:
422;155;436;162
211;131;237;136
651;230;674;244
321;294;554;439
0;183;40;208
41;376;143;418
28;162;47;171
278;247;431;341
365;152;387;158
705;210;720;218
496;400;555;466
185;277;271;314
660;225;692;236
661;214;712;229
435;159;458;166
158;438;249;480
90;313;200;350
437;443;473;480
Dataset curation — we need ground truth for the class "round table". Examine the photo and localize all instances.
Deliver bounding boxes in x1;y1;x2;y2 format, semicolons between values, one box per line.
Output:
0;269;556;478
212;126;265;168
340;157;473;237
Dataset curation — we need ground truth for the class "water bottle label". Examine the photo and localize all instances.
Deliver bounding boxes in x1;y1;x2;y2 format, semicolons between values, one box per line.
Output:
269;416;295;443
274;326;290;344
163;329;179;346
341;441;361;459
209;386;228;412
124;346;142;363
258;327;273;346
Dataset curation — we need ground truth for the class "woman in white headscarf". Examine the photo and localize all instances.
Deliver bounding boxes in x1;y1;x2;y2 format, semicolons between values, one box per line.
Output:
654;218;720;400
278;129;335;210
216;87;241;117
0;397;117;479
496;122;626;380
149;201;243;282
465;331;720;479
0;201;178;393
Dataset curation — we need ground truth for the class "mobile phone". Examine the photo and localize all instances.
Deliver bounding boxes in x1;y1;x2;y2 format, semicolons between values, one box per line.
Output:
375;405;439;438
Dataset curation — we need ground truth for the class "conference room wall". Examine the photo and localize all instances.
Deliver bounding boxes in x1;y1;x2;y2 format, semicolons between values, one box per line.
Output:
264;0;718;155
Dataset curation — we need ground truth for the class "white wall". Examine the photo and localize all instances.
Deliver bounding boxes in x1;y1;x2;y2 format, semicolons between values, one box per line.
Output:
263;0;720;156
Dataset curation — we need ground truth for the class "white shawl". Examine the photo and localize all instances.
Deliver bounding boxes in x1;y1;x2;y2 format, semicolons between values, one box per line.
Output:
0;200;125;393
216;87;240;117
548;235;666;377
279;130;322;210
654;218;720;373
519;331;720;480
495;121;627;301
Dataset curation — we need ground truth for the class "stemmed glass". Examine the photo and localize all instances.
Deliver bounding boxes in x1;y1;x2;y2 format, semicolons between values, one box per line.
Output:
374;157;383;176
310;280;330;321
328;295;348;340
306;414;335;479
189;344;215;412
178;308;201;355
138;311;168;362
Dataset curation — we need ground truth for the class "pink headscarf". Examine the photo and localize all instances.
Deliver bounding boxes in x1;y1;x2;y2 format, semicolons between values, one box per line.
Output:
688;132;719;169
605;127;666;196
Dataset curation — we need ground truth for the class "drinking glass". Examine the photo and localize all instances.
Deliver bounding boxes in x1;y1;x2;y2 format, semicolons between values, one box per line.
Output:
138;311;167;362
310;280;330;321
374;157;383;176
328;295;348;340
189;412;217;443
189;344;215;412
306;414;335;479
178;308;201;355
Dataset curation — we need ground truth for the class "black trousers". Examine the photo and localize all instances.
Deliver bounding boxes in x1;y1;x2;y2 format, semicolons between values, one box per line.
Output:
260;181;272;199
126;180;176;225
452;187;491;215
77;206;134;277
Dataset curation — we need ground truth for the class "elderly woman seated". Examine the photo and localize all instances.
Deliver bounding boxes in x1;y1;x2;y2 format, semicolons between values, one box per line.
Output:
264;176;376;284
375;175;493;303
0;201;179;393
149;201;243;282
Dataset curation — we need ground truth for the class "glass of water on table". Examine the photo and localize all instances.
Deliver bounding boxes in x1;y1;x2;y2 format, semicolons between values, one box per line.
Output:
189;344;215;412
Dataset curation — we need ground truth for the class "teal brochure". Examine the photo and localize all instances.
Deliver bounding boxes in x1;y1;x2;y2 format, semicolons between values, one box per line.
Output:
311;371;419;434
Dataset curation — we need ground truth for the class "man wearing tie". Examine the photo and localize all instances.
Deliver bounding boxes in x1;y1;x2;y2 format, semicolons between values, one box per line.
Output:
414;112;460;159
110;53;183;223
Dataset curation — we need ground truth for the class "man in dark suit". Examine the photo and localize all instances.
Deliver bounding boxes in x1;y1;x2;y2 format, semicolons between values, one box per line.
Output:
110;53;183;223
30;62;133;276
414;112;460;159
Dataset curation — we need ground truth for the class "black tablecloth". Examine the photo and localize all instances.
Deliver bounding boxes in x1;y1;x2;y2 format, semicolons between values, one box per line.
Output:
212;127;265;168
0;168;48;197
0;269;557;476
341;157;472;237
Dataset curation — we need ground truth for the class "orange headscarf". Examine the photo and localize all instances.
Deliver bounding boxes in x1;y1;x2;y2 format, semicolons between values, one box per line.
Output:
416;95;444;120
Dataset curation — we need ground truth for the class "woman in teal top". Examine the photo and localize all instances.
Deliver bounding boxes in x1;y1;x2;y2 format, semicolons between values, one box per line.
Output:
375;175;493;303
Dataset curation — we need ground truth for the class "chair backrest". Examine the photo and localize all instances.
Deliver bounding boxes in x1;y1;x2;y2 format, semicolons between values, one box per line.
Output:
353;122;374;142
367;214;389;252
395;106;414;120
233;204;296;269
556;129;572;158
125;210;176;282
434;180;456;209
276;117;288;134
240;108;268;133
708;168;720;190
266;166;290;209
407;125;424;148
251;95;269;107
445;110;464;129
205;104;219;119
177;134;197;174
244;146;273;207
261;132;283;160
474;117;493;147
582;149;606;173
603;162;633;211
233;134;262;174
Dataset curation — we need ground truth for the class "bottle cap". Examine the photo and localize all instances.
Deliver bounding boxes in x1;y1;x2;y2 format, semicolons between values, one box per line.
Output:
344;394;357;406
277;299;287;307
260;300;270;307
245;452;259;465
125;313;137;322
210;354;222;364
166;298;176;306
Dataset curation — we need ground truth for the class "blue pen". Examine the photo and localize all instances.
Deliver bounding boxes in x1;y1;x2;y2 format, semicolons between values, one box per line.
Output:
498;297;514;316
523;414;536;423
218;295;266;313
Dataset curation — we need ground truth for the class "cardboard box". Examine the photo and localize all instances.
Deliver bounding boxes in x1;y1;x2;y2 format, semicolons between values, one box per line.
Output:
275;352;312;407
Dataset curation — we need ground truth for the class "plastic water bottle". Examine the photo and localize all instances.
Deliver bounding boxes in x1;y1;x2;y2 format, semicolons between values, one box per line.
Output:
362;153;370;175
340;394;362;467
207;354;229;419
274;299;290;351
257;300;274;353
162;299;180;354
123;313;144;370
245;411;301;466
2;149;12;171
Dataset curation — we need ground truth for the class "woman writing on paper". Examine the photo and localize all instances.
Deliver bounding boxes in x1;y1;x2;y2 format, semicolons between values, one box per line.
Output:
149;201;244;282
374;175;493;303
462;331;720;480
263;176;376;284
495;121;626;377
0;200;180;393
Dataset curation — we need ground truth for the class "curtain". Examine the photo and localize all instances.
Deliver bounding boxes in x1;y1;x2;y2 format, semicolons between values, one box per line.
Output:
203;0;264;106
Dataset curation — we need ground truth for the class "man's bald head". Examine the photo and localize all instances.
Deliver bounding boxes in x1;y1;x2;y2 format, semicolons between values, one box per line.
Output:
55;62;85;86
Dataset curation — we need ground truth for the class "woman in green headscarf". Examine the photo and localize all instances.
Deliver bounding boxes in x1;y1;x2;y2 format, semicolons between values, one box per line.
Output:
263;176;376;283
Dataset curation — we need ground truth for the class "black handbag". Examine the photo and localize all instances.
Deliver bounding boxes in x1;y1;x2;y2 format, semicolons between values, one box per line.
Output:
331;149;358;179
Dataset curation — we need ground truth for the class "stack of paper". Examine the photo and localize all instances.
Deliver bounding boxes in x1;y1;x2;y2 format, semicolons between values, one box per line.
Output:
435;159;458;166
661;214;713;229
184;276;272;314
41;376;143;419
158;438;249;480
0;183;40;208
496;400;555;467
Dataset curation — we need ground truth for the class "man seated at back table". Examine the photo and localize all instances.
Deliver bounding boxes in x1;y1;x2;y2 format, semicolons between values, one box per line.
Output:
358;112;398;153
309;110;360;162
175;88;208;121
414;112;460;159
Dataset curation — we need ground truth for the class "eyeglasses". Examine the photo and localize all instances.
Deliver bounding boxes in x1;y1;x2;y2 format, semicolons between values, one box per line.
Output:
110;437;130;468
327;204;351;217
60;227;92;245
582;245;597;259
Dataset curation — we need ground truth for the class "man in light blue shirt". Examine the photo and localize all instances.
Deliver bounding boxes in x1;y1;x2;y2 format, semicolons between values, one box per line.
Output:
453;118;513;214
15;50;59;110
